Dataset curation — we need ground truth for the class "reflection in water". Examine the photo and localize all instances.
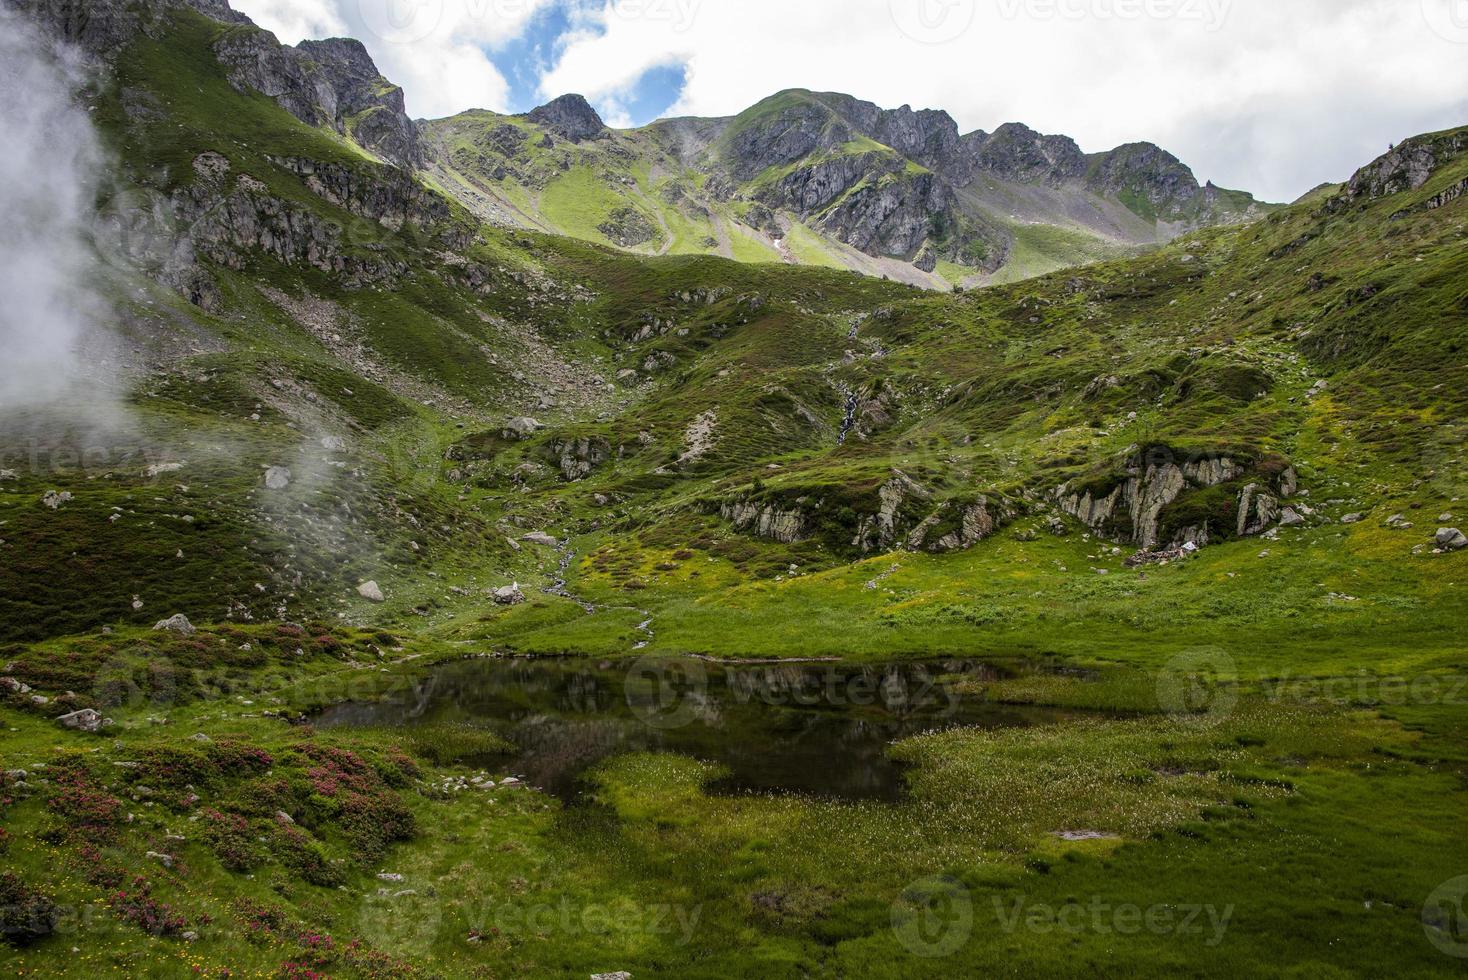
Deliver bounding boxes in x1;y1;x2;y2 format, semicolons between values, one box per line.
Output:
317;658;1069;802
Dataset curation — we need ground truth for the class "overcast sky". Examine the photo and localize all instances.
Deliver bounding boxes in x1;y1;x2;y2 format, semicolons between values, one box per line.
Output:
232;0;1468;202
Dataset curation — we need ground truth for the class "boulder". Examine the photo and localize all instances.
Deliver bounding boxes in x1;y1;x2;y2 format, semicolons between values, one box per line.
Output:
41;490;73;510
264;467;292;490
491;584;526;606
1278;508;1306;528
357;581;386;602
521;532;558;547
1340;513;1364;525
56;708;106;733
502;416;543;440
1436;528;1468;552
153;614;197;636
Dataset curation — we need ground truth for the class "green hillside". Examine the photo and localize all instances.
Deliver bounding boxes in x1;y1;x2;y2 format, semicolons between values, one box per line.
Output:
1;3;1465;978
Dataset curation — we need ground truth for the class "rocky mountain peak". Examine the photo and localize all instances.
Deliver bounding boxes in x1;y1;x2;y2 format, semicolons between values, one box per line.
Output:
1086;141;1201;205
525;94;607;143
972;123;1088;185
1330;127;1468;210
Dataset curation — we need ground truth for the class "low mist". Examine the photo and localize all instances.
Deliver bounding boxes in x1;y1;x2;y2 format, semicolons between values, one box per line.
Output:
0;6;116;415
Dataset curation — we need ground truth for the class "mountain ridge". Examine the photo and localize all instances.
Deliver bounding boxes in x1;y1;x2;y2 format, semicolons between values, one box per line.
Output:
35;0;1272;287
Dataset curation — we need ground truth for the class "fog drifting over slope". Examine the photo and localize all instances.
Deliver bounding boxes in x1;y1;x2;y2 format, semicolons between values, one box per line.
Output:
0;6;111;412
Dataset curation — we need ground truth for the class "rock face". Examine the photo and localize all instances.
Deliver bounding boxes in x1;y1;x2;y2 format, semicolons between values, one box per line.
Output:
1330;129;1468;210
721;470;1010;554
1056;452;1297;551
525;94;606;143
26;0;423;169
213;29;423;169
548;436;611;481
720;501;807;544
597;206;657;247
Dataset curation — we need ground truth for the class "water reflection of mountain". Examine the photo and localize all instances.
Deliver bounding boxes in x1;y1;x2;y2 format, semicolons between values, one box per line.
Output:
317;658;1070;803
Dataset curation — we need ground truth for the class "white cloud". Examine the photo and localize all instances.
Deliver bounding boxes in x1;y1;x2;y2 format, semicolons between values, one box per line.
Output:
233;0;557;118
534;0;1468;201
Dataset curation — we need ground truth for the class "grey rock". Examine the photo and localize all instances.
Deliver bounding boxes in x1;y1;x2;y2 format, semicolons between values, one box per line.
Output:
153;614;197;636
1436;528;1468;552
502;417;543;440
522;532;558;547
357;581;386;603
1278;507;1306;528
491;584;526;605
41;490;73;510
56;708;106;733
264;467;292;490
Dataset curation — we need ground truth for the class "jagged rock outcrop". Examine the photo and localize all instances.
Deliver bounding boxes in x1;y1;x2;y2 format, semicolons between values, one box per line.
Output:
213;30;423;169
850;471;1011;553
1330;129;1468;210
12;0;250;55
852;471;931;552
907;497;1008;553
267;156;458;238
972;122;1088;185
817;169;952;258
546;436;611;481
1086;142;1206;217
299;39;422;168
1236;483;1280;537
175;170;408;287
16;0;424;168
525;94;606;143
720;501;807;544
1056;452;1300;551
597;206;657;247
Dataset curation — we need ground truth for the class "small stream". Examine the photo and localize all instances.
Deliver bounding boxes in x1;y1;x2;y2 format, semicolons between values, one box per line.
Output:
837;388;859;445
317;657;1072;802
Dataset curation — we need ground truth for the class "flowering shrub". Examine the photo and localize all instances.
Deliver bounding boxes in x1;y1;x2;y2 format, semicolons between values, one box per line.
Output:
111;877;188;937
0;873;59;946
203;809;266;872
233;897;289;943
276;964;329;980
274;822;344;888
47;763;123;841
293;744;415;860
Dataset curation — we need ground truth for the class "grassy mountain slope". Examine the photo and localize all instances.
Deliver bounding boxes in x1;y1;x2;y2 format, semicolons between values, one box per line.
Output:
426;87;1278;290
1;3;1466;978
